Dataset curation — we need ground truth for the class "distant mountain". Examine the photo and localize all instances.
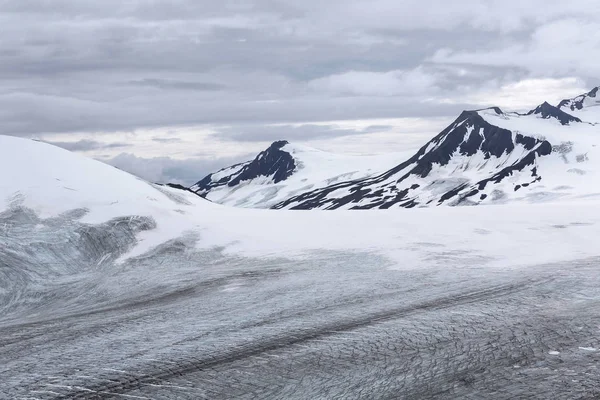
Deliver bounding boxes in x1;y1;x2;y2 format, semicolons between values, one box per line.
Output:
524;102;582;125
558;86;599;111
189;140;407;208
189;86;600;210
274;109;553;209
190;140;294;198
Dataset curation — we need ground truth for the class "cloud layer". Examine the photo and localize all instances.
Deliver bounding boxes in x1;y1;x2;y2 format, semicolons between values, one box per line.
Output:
1;1;598;182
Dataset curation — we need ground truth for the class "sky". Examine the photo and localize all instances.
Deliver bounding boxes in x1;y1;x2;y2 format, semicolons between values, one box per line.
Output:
2;0;599;184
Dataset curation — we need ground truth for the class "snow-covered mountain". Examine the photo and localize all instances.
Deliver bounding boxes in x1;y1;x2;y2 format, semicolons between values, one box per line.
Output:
191;87;600;210
523;101;582;125
275;103;600;210
275;109;553;209
558;86;599;111
190;140;408;208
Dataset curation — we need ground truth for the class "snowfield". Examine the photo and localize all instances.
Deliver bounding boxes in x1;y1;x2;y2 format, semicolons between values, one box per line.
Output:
3;110;600;399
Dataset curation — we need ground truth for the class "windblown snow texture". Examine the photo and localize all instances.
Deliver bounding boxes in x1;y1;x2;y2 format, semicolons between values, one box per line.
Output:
274;110;552;210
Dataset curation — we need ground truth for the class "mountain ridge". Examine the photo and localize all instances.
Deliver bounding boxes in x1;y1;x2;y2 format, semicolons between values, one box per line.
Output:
274;110;552;209
187;86;600;210
558;86;599;111
524;101;582;125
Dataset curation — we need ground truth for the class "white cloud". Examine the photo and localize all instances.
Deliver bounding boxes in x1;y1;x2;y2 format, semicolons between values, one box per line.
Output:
309;68;439;97
3;0;600;177
303;117;450;154
103;152;254;185
435;78;587;110
301;0;600;33
432;19;600;78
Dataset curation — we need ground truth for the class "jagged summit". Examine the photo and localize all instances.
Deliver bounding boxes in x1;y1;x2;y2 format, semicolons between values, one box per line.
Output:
454;110;546;158
525;101;582;125
558;86;600;111
229;140;295;186
190;140;296;197
269;140;289;148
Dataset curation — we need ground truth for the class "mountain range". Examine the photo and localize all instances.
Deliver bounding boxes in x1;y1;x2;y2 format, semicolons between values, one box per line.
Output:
190;86;600;210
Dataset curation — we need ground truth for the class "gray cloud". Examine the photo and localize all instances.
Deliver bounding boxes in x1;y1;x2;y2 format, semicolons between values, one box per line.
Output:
104;152;255;185
151;136;184;143
215;123;394;142
43;139;131;152
128;79;226;92
0;0;597;172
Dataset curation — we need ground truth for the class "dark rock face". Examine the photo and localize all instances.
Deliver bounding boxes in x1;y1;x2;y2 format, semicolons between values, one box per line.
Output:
229;141;295;186
190;161;250;196
558;87;599;111
163;183;194;192
526;102;582;125
273;111;552;210
190;141;296;197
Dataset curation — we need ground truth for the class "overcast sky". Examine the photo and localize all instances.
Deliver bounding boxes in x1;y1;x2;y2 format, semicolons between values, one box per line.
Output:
2;0;598;184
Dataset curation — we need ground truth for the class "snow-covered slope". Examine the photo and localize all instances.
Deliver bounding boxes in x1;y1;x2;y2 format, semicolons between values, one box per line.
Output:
0;135;214;260
274;90;600;210
1;133;600;276
558;86;600;112
2;133;600;326
190;140;408;208
192;87;600;210
524;101;582;125
274;109;551;209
